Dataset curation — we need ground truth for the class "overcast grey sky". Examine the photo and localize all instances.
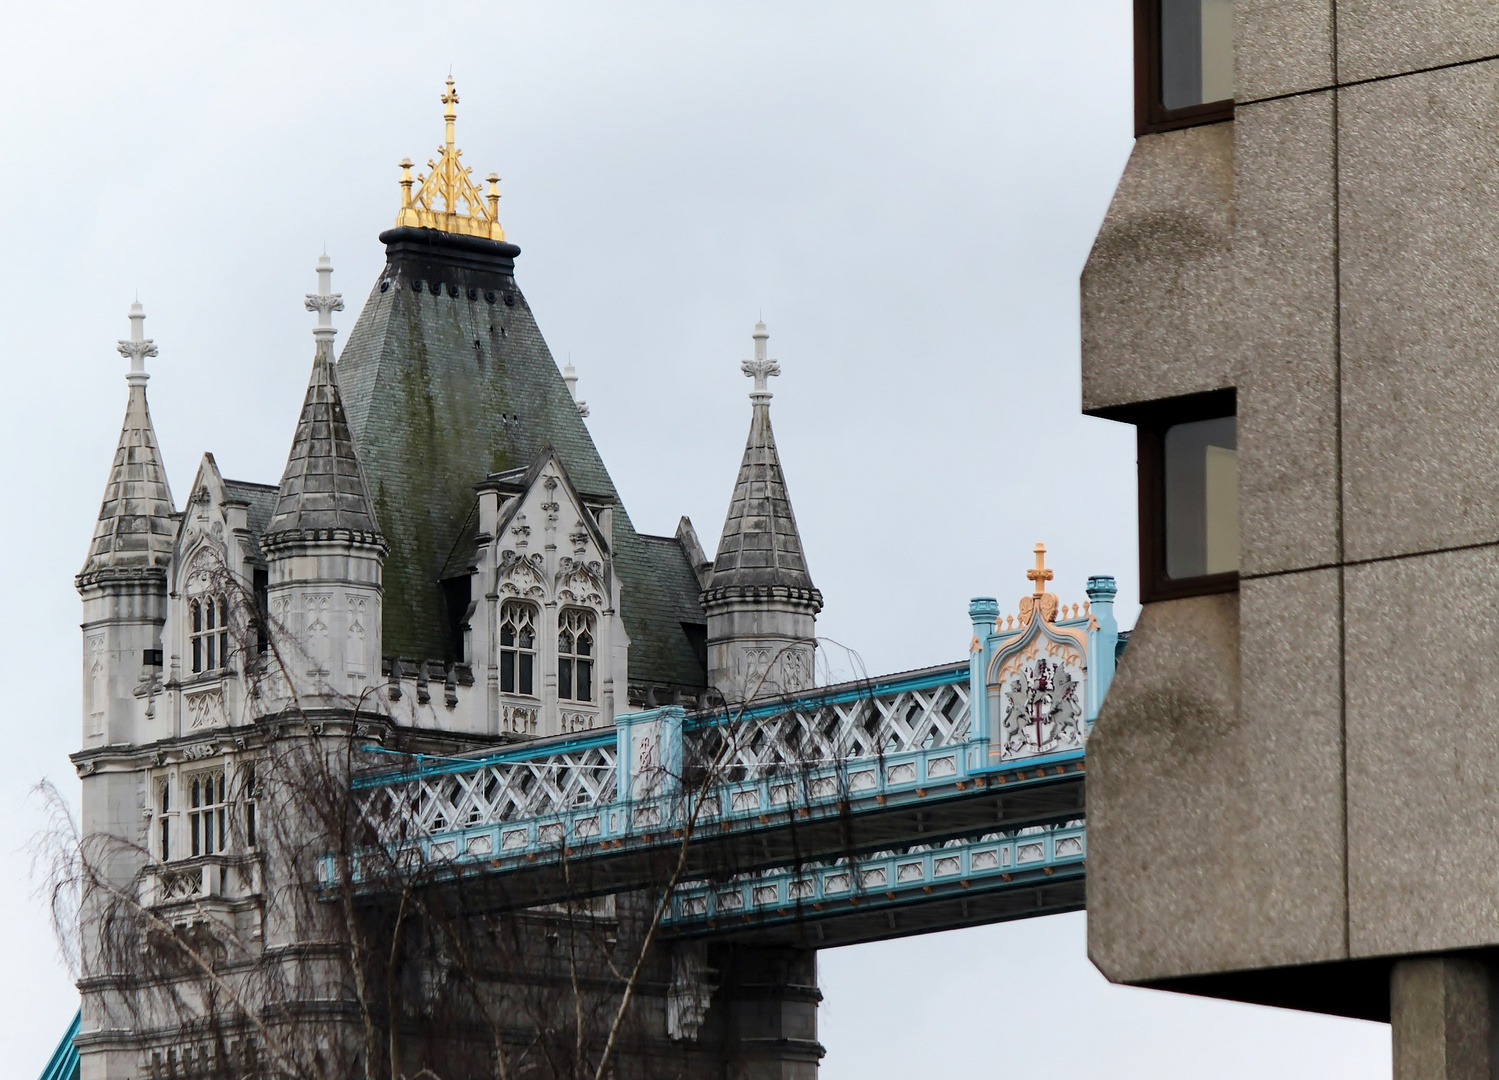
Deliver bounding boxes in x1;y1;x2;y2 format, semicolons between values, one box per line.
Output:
0;3;1387;1075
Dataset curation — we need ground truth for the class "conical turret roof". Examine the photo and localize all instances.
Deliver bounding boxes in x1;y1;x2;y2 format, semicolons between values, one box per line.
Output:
267;255;381;539
79;306;177;583
267;340;381;537
705;323;820;603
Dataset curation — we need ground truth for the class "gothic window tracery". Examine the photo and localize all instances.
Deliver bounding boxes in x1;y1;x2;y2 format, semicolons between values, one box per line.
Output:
157;780;172;861
499;601;537;697
189;596;230;674
558;609;595;703
187;770;227;857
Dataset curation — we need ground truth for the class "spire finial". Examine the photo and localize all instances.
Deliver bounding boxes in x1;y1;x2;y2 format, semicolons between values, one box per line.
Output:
304;253;344;354
394;78;505;241
1027;542;1054;596
561;358;590;418
740;321;780;403
116;301;158;387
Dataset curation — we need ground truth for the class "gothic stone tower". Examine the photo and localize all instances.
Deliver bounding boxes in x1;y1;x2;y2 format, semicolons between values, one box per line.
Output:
702;322;823;700
71;80;826;1080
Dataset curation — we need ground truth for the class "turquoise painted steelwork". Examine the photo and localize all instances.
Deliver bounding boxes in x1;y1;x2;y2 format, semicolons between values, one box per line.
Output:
341;577;1119;923
663;821;1086;935
39;1011;80;1080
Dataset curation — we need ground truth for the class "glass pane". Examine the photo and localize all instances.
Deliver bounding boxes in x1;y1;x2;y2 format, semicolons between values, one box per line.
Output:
1161;0;1234;110
1164;416;1238;578
501;624;515;648
577;631;592;658
519;654;534;696
578;659;593;702
519;627;534;650
500;652;515;694
559;658;574;700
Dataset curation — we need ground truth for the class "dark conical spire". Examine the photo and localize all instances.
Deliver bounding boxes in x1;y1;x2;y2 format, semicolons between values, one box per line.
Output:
706;322;819;596
79;303;177;582
267;257;381;538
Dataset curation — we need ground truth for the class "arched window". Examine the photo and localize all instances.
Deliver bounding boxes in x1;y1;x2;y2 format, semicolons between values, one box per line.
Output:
499;602;537;696
190;596;230;674
187;770;226;856
558;609;595;703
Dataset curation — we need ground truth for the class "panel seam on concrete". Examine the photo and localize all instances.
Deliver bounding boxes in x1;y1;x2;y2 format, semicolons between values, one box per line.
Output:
1331;0;1350;960
1235;49;1499;111
1237;535;1499;583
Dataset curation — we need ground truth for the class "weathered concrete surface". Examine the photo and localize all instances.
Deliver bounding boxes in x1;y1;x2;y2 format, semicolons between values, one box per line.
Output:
1391;957;1498;1080
1235;90;1339;576
1347;546;1499;958
1235;0;1333;102
1337;0;1499;85
1339;59;1499;563
1081;122;1237;415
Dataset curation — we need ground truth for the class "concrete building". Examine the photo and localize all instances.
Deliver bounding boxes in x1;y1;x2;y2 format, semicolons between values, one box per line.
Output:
1083;2;1499;1075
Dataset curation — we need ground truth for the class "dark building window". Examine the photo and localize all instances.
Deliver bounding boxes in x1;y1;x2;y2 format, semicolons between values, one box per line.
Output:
1103;389;1238;601
499;601;537;696
558;609;595;703
190;596;230;674
1137;0;1234;135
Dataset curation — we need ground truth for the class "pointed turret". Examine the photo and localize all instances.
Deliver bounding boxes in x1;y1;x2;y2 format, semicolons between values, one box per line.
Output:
702;322;823;699
265;256;380;537
77;303;177;747
262;256;387;701
79;302;176;581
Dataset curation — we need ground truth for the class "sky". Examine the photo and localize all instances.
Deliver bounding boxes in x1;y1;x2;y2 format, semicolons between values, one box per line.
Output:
0;2;1389;1076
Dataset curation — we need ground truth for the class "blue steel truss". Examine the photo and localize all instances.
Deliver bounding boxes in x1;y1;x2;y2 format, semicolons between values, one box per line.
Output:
343;581;1119;913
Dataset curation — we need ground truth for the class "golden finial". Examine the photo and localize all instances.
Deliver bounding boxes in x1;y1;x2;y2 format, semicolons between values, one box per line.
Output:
394;78;506;242
1026;543;1054;596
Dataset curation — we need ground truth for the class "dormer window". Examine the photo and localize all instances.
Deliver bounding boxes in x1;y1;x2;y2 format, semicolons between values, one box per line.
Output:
190;596;230;674
499;601;537;696
558;609;595;703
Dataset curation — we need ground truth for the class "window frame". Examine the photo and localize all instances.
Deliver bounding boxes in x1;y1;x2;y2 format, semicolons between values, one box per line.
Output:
189;595;231;675
1135;0;1235;137
557;608;596;704
1101;388;1240;603
186;769;228;858
498;600;538;698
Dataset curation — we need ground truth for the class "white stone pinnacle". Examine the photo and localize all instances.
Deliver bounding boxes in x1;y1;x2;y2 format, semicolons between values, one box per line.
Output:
116;300;158;387
304;253;345;344
561;361;589;418
740;320;780;403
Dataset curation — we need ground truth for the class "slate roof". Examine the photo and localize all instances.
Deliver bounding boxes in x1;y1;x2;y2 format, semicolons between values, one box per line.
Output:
222;479;279;540
335;226;707;691
707;400;817;593
266;341;381;536
79;381;177;580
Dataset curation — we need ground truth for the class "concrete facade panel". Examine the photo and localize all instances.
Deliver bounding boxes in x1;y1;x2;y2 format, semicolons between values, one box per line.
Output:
1081;123;1237;414
1086;575;1346;984
1337;0;1499;85
1339;60;1499;562
1235;92;1340;575
1236;0;1334;102
1347;545;1499;957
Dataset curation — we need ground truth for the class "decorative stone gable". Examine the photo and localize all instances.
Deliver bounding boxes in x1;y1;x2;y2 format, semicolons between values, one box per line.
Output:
460;447;627;738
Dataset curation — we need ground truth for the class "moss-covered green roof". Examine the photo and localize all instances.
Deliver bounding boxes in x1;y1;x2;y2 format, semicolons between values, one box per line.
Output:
335;227;706;692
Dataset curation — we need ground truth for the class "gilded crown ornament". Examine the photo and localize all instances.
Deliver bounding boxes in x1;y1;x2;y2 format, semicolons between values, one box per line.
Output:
394;77;505;241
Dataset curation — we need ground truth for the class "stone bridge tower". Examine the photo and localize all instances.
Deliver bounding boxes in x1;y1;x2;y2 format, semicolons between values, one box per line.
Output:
702;321;823;700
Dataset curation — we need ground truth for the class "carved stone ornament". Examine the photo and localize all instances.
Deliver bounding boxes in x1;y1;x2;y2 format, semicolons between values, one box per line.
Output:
185;688;226;730
498;550;547;598
555;556;604;605
180;741;220;761
995;649;1084;759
